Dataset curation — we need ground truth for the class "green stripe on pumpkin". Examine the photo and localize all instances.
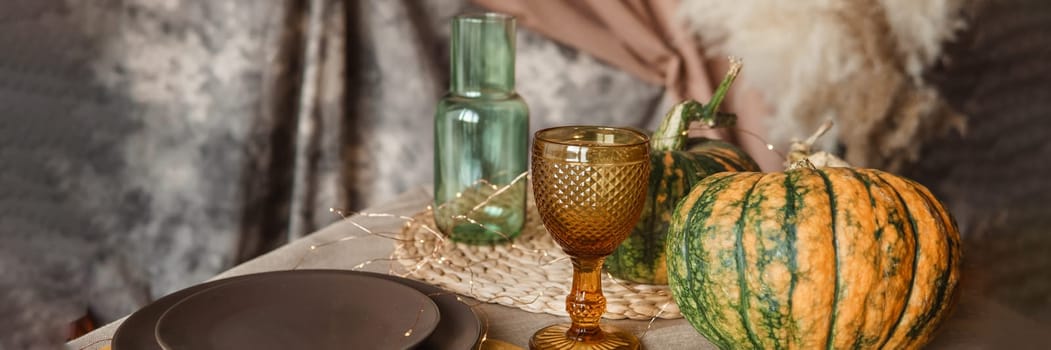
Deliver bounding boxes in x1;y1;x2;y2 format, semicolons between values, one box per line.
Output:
669;172;741;348
902;178;959;343
691;172;762;348
782;170;800;347
784;168;836;349
690;172;764;348
869;171;921;349
816;169;841;350
733;173;766;349
875;172;932;348
740;173;793;349
825;168;885;350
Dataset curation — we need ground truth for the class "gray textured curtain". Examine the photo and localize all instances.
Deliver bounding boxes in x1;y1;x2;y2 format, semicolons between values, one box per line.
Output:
1;0;304;344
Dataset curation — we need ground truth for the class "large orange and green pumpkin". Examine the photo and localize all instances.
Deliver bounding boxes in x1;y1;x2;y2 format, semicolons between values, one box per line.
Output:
606;60;760;284
666;165;962;349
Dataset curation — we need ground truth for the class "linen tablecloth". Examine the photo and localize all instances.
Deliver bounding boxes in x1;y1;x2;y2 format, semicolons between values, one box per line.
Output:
69;188;1050;349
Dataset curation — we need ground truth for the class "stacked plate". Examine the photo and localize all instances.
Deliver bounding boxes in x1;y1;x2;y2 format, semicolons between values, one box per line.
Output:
112;270;482;350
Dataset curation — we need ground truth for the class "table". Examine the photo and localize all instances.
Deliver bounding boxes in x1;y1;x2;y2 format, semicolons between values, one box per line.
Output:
69;188;1051;349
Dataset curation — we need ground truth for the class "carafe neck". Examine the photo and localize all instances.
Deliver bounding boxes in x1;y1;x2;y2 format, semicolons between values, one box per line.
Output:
450;13;516;98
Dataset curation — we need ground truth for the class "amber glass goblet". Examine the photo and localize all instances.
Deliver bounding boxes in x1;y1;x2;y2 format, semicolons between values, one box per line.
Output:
529;126;650;350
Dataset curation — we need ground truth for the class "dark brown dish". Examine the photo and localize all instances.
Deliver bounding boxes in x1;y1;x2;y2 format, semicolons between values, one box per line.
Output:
153;272;439;350
112;270;481;350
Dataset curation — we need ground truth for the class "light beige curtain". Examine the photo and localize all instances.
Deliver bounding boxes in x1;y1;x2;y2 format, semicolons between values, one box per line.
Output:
474;0;783;169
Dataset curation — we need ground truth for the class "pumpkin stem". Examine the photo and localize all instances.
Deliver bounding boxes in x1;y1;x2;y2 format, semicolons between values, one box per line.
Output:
652;100;702;151
701;56;743;119
651;57;743;152
787;157;818;171
786;120;851;168
787;120;833;164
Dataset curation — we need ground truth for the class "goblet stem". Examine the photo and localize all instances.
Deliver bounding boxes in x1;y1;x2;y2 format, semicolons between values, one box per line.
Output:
566;257;607;342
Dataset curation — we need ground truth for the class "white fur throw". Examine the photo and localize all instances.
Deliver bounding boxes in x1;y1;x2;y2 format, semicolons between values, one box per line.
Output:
679;0;966;169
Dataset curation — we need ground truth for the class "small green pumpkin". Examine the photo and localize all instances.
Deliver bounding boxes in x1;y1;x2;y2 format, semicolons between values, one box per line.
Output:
607;59;760;284
666;154;962;349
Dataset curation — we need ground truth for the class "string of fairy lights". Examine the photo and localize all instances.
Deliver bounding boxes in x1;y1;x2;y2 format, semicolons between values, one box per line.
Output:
78;124;787;350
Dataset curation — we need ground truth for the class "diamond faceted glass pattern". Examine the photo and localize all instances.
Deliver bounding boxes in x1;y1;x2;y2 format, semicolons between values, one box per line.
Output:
532;160;649;257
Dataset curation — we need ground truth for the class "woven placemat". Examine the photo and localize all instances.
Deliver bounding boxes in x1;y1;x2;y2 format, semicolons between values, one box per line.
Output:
393;197;681;321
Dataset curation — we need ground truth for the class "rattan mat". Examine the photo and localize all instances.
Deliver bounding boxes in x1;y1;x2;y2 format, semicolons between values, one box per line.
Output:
394;198;681;320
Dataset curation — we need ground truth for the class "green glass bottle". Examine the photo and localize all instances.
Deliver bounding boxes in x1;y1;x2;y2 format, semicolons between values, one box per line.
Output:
434;13;528;244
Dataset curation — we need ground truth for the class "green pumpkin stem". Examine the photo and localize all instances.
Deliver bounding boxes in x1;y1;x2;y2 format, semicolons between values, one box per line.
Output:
652;100;702;151
701;57;743;120
651;57;743;152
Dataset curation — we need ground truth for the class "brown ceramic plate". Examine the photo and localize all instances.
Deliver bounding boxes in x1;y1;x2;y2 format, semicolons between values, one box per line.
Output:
153;271;440;350
112;270;482;350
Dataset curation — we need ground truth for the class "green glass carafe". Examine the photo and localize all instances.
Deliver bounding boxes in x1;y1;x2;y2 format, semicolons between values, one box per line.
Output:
434;13;528;244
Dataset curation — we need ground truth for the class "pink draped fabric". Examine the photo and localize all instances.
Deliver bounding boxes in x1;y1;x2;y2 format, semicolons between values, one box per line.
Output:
474;0;783;170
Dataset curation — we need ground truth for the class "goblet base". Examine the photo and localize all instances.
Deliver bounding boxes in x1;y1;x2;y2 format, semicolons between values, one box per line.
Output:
528;324;640;350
